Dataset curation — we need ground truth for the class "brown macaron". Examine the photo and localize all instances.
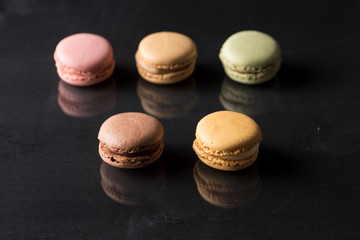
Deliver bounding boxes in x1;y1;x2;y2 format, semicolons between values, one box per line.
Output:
98;112;164;168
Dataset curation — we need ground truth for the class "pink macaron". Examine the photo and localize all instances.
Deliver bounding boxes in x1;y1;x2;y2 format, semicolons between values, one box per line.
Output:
54;33;115;86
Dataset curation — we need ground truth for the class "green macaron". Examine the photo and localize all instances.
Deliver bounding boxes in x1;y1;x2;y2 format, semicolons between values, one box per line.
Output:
219;30;281;84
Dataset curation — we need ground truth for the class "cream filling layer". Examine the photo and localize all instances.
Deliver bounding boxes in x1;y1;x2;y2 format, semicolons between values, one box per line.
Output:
219;143;259;160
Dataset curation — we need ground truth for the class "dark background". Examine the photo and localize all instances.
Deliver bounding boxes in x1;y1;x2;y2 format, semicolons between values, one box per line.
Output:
1;0;359;239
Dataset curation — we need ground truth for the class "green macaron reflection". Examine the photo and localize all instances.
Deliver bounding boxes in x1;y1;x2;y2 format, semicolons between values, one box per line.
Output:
219;76;280;116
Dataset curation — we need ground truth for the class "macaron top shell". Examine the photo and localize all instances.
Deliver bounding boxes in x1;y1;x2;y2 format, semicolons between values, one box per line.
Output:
195;111;262;152
54;33;114;72
137;31;197;66
98;112;164;149
220;30;281;67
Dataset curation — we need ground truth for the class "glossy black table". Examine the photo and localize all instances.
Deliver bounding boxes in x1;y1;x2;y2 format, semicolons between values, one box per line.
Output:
1;0;359;239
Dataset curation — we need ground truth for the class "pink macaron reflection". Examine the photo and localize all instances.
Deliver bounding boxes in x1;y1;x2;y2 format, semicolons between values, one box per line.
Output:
57;78;116;118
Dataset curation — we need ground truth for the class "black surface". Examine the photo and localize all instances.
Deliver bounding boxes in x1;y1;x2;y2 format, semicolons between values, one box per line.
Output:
1;0;360;239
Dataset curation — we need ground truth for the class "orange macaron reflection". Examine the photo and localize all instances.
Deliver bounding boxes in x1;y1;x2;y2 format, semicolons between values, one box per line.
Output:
193;161;261;208
100;161;165;206
57;78;116;118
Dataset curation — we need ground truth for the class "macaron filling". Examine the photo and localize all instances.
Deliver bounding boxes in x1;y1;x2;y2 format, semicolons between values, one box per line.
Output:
55;56;115;83
135;51;196;82
98;140;164;167
193;139;259;163
221;57;281;82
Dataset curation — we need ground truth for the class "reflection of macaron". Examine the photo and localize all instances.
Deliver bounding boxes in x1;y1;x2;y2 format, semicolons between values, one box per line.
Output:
219;76;279;116
57;78;116;118
193;161;261;208
100;161;165;205
219;30;281;84
135;31;197;84
54;33;115;86
98;112;164;169
193;111;262;171
136;77;197;118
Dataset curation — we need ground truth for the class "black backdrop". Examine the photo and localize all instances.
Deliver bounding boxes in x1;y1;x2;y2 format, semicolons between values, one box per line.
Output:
1;0;359;239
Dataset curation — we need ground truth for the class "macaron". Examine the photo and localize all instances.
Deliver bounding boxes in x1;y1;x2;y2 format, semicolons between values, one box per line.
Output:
98;112;164;169
100;161;165;205
193;161;261;208
57;78;116;118
136;77;197;118
193;111;262;171
54;33;115;86
219;30;281;84
135;31;197;84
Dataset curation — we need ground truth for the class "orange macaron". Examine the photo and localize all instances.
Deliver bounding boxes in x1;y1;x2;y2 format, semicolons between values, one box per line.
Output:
193;111;262;171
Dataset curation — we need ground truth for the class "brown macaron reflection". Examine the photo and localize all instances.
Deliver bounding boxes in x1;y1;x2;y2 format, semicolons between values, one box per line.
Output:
137;77;197;119
193;161;261;208
58;78;116;118
100;161;165;205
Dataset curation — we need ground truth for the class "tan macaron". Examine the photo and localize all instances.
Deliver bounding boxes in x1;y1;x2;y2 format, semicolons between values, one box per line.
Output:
135;31;197;84
193;111;262;171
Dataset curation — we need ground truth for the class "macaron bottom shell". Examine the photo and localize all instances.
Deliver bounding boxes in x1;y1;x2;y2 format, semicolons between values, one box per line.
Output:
222;59;281;85
55;59;115;86
193;139;259;171
136;53;196;84
98;141;164;169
